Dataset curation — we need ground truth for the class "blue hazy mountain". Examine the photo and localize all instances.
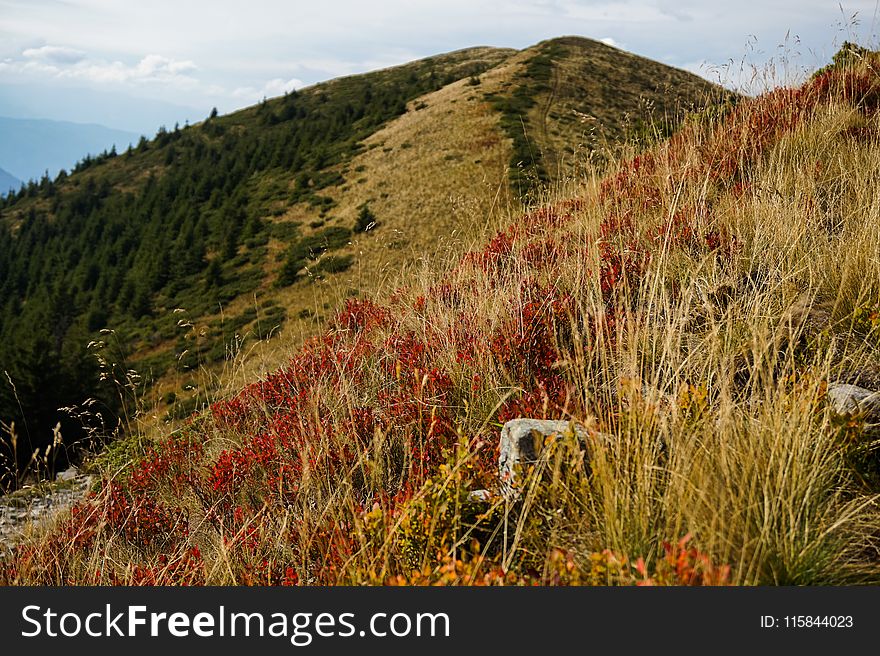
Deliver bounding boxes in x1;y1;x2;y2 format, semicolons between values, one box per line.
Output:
0;116;141;183
0;83;204;135
0;166;21;195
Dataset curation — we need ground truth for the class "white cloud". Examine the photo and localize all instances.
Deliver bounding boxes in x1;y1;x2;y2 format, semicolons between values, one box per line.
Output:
4;49;199;86
86;54;196;83
21;45;86;64
66;55;198;85
599;36;621;48
134;54;197;77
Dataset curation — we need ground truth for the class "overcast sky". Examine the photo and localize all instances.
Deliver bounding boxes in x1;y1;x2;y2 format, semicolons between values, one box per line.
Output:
1;1;878;132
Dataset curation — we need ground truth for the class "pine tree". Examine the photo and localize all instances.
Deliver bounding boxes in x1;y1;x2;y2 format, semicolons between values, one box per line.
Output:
354;204;378;232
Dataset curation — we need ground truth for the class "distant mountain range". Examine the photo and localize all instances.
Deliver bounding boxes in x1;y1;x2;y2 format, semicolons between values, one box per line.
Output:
0;82;204;135
0;116;140;183
0;167;20;196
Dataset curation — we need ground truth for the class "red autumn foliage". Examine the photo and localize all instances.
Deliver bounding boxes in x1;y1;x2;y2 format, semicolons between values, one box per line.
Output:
635;534;731;586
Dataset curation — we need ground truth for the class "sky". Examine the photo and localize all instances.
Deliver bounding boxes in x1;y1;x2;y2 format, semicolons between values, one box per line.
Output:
1;0;878;134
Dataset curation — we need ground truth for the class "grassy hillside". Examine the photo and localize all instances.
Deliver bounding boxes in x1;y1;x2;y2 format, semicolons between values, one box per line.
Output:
484;36;725;195
3;45;879;585
0;38;723;486
0;46;513;482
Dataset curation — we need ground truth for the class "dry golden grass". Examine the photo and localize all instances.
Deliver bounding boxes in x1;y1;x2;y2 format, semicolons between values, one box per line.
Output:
4;51;880;587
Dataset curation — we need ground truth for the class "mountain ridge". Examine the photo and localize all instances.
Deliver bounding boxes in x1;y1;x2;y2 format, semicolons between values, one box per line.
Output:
0;37;727;480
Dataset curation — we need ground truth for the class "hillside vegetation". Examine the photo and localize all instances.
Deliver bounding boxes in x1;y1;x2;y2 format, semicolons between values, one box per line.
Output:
0;38;720;486
3;44;879;585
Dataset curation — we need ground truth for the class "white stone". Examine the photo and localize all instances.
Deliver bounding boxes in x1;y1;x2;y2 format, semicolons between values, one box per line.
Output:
498;418;589;499
827;383;880;420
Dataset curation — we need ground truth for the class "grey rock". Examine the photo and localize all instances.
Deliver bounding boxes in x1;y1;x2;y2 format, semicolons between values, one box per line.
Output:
827;383;880;420
57;466;79;482
0;473;94;549
499;418;590;499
